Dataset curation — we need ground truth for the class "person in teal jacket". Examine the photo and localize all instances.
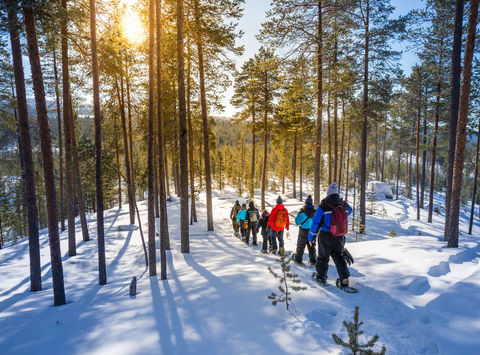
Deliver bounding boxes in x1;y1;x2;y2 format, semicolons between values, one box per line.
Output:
236;203;248;240
292;195;316;266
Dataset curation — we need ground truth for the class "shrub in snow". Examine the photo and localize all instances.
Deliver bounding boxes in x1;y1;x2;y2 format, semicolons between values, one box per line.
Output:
332;306;386;355
388;229;397;237
267;255;307;311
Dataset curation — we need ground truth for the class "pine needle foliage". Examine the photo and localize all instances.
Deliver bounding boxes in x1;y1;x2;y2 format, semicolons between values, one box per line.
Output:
267;254;307;311
332;306;386;355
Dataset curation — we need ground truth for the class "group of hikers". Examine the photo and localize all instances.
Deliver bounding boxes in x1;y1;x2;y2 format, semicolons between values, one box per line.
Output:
230;182;355;289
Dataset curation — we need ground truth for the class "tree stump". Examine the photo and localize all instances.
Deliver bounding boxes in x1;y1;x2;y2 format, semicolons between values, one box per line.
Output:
129;276;137;296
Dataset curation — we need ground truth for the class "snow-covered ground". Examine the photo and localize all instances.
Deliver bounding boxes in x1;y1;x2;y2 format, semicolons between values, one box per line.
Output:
1;186;479;354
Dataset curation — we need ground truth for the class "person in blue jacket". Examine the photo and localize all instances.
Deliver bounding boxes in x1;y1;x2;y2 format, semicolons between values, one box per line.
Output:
292;195;317;266
308;183;352;287
236;203;248;240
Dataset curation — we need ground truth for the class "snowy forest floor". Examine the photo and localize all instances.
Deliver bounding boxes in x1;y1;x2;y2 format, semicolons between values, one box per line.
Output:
1;186;480;354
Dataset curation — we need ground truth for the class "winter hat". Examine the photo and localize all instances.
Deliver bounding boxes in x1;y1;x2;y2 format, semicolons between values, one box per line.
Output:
241;203;246;208
276;196;283;204
305;195;313;205
235;200;240;206
262;210;269;217
249;201;255;209
327;182;339;196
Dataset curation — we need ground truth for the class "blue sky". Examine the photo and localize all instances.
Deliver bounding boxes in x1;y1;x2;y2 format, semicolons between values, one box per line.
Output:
219;0;423;116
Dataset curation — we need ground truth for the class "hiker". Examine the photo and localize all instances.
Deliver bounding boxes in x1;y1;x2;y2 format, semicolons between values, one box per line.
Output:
230;200;241;237
309;182;353;288
292;195;316;266
246;201;260;245
236;203;248;240
268;196;289;256
256;210;271;253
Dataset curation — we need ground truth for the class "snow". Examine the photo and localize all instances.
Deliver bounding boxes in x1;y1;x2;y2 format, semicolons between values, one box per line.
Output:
368;180;394;199
1;184;480;354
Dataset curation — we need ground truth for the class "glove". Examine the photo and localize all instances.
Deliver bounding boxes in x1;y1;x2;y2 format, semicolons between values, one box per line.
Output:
342;248;354;265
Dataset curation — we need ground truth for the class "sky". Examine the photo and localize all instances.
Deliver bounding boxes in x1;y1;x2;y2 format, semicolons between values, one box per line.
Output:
218;0;423;117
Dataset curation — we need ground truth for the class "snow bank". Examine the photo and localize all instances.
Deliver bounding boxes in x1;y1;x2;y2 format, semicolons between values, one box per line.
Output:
368;181;393;199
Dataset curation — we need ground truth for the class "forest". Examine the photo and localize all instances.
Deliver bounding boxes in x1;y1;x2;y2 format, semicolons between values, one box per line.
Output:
1;0;480;354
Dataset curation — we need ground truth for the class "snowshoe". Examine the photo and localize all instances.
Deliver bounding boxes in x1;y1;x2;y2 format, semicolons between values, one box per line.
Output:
260;249;268;254
311;272;328;287
335;278;359;293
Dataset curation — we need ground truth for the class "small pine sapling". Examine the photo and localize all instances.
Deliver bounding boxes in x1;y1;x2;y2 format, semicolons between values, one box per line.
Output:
332;306;386;355
368;184;377;215
388;229;397;237
267;254;307;311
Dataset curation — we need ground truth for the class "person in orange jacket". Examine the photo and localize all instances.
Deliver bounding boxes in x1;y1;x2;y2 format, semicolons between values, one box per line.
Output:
267;196;289;256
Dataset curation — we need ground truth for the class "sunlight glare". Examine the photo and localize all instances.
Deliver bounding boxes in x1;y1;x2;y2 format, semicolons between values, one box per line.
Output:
120;0;146;46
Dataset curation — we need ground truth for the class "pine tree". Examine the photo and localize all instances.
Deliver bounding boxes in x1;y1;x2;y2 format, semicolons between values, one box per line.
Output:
332;306;386;355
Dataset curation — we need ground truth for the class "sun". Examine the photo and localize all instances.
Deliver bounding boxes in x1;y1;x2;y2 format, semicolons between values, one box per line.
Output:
120;1;146;45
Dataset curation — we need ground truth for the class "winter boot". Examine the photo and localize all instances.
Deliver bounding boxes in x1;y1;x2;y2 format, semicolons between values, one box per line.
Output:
336;278;349;288
260;249;268;254
279;247;285;257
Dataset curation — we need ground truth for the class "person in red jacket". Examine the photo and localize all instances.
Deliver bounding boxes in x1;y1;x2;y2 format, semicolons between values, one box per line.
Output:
267;196;289;256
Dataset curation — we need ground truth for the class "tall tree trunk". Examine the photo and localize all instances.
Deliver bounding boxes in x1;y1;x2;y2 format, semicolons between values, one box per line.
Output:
292;129;297;199
89;0;106;284
345;128;351;202
381;117;387;181
396;143;402;200
157;0;169;275
52;41;65;232
428;81;441;223
327;86;332;184
447;0;479;247
251;106;256;196
194;0;213;231
469;118;480;234
421;97;427;209
445;0;464;240
375;123;379;180
147;0;156;275
61;0;76;256
359;0;369;234
186;26;197;224
299;131;303;201
178;0;190;251
24;5;66;306
408;149;412;199
261;74;268;210
125;56;135;198
116;76;135;224
416;87;421;221
314;0;323;205
114;115;122;208
8;9;42;292
333;24;338;184
165;147;170;196
338;100;345;189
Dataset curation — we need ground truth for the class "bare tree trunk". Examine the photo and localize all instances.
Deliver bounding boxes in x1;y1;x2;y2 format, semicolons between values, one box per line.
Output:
165;147;170;196
469;118;480;234
445;0;464;240
8;9;42;292
299;131;303;201
408;149;412;199
292;129;297;199
125;56;135;200
261;75;268;210
428;81;441;223
194;0;213;231
381;117;387;181
314;0;323;205
178;0;190;252
24;5;66;305
186;27;197;224
327;86;332;184
61;0;76;256
52;41;65;232
251;107;256;196
416;88;421;221
116;76;135;224
89;0;106;284
147;0;157;275
114;115;122;208
338;100;345;189
375;123;379;180
345;128;351;202
447;0;479;247
359;0;370;233
157;0;170;263
421;100;427;209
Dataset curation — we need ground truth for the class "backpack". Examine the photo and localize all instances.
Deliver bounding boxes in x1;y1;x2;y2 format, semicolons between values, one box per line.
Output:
249;210;258;223
328;201;348;237
274;208;288;229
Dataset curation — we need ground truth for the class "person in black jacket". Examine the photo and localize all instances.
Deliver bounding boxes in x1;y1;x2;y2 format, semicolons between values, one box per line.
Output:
292;195;316;266
246;201;259;245
256;210;271;253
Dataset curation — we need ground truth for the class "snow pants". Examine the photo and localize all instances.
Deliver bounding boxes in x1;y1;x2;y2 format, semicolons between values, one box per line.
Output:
270;229;284;251
232;220;239;236
295;228;317;264
261;229;271;251
240;221;247;240
315;231;350;281
246;222;257;245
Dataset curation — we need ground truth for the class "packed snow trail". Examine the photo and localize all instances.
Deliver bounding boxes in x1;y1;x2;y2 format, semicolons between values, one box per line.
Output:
1;187;480;354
